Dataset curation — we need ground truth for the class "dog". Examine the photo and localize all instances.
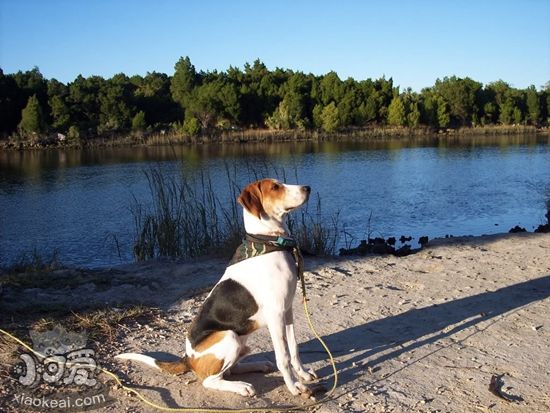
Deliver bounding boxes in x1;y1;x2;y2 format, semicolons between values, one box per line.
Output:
116;178;317;397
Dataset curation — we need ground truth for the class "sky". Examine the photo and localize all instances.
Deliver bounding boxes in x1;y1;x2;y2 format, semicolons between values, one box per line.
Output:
1;0;549;91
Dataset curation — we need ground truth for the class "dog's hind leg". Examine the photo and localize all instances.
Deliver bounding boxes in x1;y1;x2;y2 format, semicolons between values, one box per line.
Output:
203;374;256;396
195;331;257;396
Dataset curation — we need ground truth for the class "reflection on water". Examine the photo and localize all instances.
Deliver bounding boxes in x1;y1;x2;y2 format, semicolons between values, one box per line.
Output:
1;135;549;267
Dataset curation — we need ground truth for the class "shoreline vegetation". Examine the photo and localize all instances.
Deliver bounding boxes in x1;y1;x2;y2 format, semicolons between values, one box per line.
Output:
1;124;549;151
1;56;549;150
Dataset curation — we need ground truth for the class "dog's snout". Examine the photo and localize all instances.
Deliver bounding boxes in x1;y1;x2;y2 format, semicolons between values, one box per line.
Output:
302;186;311;194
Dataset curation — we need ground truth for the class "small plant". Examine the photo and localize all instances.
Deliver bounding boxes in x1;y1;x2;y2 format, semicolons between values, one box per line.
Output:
2;248;62;275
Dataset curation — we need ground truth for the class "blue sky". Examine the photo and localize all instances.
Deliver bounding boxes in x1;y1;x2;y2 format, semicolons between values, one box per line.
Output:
1;0;549;91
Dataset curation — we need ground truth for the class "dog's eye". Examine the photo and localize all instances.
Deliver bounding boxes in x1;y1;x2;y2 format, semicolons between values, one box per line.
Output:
272;183;280;191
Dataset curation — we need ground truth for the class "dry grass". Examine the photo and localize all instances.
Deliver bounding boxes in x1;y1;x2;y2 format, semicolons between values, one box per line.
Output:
1;306;163;352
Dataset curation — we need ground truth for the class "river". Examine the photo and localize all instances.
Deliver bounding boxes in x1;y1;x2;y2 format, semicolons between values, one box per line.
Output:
1;135;549;268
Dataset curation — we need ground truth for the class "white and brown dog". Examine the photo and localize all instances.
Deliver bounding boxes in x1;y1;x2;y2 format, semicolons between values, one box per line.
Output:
116;179;317;397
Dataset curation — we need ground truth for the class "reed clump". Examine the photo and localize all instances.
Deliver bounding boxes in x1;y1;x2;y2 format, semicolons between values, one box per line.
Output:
131;165;341;261
132;167;242;261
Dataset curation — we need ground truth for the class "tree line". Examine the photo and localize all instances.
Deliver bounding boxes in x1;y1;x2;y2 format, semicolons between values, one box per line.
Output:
1;56;549;144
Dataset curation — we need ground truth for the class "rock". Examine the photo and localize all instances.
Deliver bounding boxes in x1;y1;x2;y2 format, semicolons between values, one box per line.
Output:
535;223;550;233
399;235;413;243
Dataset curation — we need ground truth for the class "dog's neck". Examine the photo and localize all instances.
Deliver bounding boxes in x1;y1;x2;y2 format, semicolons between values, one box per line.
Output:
242;209;290;237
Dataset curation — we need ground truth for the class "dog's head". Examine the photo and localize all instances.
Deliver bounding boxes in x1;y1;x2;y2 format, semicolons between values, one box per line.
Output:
238;179;311;221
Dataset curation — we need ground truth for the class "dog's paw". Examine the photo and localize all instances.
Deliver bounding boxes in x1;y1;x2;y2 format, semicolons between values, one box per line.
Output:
232;381;256;397
296;368;318;383
288;381;314;399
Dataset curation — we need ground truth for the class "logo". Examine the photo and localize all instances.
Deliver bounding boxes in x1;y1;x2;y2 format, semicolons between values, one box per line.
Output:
10;324;113;411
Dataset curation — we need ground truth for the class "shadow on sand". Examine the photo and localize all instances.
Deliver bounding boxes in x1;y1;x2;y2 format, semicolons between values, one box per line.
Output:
274;274;550;388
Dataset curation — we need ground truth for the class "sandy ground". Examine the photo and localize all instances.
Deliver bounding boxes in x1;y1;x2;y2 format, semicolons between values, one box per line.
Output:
1;232;549;413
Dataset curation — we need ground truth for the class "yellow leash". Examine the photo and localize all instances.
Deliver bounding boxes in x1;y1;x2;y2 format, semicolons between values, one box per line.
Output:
0;253;338;412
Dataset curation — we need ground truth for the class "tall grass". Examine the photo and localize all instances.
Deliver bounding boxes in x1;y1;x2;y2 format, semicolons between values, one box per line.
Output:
132;166;242;261
131;164;341;261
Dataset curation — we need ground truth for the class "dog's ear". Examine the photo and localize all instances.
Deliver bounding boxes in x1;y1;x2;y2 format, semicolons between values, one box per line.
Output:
238;182;264;219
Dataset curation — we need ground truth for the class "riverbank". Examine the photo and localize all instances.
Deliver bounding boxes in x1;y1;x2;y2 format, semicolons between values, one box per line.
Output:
1;125;548;150
1;232;549;412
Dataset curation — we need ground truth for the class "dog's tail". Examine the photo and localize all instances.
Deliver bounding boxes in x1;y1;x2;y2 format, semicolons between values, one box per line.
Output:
115;353;191;375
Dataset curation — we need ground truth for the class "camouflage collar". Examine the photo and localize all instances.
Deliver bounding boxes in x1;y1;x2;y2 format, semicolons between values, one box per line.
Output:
228;234;298;266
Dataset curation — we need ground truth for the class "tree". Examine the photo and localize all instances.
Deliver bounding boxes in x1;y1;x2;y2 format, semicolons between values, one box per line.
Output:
432;76;482;126
402;89;421;127
266;98;293;130
185;79;240;130
98;74;134;134
407;102;421;127
236;59;281;127
0;70;22;136
526;85;541;125
320;102;339;132
48;79;70;131
267;72;311;130
133;72;180;126
68;75;104;136
481;102;497;125
312;104;323;129
18;94;45;136
182;116;200;136
170;56;198;110
499;89;524;125
387;96;406;126
338;83;360;126
364;93;379;123
543;82;550;124
437;97;451;128
132;110;147;132
373;76;394;123
319;71;344;105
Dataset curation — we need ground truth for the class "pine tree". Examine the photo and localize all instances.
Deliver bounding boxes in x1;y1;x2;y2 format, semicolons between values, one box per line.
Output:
132;110;147;132
437;97;451;128
526;86;541;125
387;96;406;126
18;94;45;136
320;102;339;132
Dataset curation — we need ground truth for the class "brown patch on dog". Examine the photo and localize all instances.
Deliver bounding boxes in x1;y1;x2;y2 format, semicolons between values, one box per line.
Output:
238;181;265;219
188;354;224;381
238;179;287;219
155;357;190;375
194;330;227;353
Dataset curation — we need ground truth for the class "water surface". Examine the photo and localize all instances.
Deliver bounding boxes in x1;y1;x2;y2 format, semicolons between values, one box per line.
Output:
1;135;549;268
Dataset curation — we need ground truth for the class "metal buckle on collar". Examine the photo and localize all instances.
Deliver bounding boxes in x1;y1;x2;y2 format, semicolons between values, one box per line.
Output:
276;236;297;248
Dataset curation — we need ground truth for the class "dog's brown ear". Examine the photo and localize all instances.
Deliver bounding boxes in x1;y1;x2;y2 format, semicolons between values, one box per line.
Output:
238;182;264;219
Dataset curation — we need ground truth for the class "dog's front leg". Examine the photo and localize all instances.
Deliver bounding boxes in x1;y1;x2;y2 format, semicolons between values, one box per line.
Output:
285;309;318;382
267;313;312;397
